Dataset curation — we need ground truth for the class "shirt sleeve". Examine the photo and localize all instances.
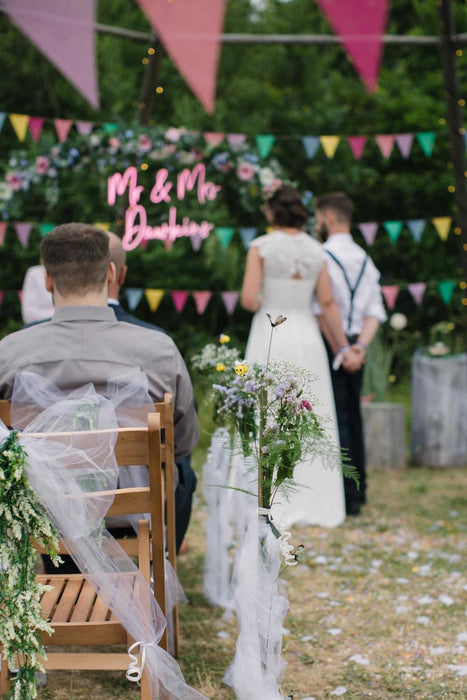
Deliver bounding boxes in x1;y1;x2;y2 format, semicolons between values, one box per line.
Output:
364;262;387;323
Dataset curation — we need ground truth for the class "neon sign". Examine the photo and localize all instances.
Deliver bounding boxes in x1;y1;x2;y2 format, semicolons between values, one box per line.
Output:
107;164;221;251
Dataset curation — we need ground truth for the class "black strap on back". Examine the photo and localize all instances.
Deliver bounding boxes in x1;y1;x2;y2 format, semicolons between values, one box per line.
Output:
326;250;368;330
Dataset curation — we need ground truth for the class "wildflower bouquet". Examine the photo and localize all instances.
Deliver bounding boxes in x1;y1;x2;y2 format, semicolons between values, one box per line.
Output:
0;431;60;700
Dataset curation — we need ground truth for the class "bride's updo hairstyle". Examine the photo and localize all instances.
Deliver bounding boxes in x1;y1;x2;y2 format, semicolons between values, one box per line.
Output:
266;184;309;229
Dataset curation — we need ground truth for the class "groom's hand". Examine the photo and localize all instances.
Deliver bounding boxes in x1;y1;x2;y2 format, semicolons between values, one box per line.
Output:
342;346;363;373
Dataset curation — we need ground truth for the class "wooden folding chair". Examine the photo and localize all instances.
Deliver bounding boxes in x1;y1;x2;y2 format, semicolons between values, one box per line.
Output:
0;413;166;698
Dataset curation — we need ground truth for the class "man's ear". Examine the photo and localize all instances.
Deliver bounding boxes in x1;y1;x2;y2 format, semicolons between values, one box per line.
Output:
44;269;54;293
108;262;116;286
118;264;127;287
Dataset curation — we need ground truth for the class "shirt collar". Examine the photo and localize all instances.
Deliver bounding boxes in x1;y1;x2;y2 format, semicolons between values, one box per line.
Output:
324;232;353;246
51;305;118;323
108;298;120;306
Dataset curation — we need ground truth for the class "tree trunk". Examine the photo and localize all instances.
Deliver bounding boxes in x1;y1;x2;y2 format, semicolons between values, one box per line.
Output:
361;403;406;470
411;351;467;468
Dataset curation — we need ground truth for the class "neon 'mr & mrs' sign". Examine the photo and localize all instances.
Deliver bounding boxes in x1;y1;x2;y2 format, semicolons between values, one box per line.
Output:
107;163;221;251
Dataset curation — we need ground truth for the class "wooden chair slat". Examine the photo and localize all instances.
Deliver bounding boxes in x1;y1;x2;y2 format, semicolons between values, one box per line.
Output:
51;578;84;623
39;577;67;619
70;580;97;623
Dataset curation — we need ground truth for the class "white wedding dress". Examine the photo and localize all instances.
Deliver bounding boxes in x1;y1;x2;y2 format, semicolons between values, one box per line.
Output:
244;230;345;528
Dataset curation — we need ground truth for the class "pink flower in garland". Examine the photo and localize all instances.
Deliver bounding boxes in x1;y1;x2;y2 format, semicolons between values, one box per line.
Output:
165;127;182;143
236;162;255;181
300;399;313;411
108;137;121;150
6;173;21;191
138;134;152;152
35;156;50;175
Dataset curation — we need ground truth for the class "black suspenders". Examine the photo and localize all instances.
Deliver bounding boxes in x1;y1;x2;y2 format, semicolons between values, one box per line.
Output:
326;250;368;331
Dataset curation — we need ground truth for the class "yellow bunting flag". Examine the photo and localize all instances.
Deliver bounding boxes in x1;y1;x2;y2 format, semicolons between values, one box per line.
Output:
93;222;111;231
320;135;340;158
432;216;452;241
9;113;29;142
145;289;164;313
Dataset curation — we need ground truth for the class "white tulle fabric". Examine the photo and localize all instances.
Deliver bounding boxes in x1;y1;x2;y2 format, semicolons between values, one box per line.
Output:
223;514;289;700
202;427;234;609
5;371;206;700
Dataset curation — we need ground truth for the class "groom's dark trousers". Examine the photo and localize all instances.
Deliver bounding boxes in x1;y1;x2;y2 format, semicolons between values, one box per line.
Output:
325;337;366;511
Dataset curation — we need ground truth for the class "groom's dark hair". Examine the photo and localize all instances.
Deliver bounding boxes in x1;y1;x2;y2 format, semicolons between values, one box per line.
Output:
40;223;110;296
315;192;354;224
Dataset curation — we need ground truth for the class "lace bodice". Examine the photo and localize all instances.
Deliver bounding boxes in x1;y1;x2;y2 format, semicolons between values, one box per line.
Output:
250;231;324;282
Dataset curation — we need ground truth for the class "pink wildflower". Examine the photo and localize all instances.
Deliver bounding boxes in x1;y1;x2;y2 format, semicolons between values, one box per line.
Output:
35;156;50;175
300;399;313;411
6;173;21;191
236;162;255;181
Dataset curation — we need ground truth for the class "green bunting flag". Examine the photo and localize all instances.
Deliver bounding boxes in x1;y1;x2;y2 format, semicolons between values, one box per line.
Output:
416;132;436;157
39;223;55;237
438;280;455;305
103;122;119;134
215;227;235;249
255;134;276;159
0;113;5;133
384;220;403;244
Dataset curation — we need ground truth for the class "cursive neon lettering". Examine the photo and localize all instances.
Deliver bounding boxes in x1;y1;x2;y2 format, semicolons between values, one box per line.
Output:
107;167;144;207
149;168;172;204
176;163;221;204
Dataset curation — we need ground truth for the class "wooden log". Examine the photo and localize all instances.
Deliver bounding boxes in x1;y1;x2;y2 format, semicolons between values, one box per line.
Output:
411;352;467;468
361;402;406;470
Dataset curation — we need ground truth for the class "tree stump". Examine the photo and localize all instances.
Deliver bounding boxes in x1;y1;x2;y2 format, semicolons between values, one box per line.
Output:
411;351;467;468
361;402;406;470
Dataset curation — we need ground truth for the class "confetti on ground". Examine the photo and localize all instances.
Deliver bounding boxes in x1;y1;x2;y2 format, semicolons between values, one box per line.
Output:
349;654;370;665
330;687;347;696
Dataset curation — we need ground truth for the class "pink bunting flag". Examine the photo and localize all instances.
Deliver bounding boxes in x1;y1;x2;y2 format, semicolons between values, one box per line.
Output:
204;132;225;147
407;282;426;306
190;233;203;252
359;222;378;246
381;285;399;310
54;118;73;143
395;133;414;159
17;291;23;302
2;0;99;109
227;133;247;149
221;291;239;315
136;0;226;113
15;222;32;248
315;0;389;91
76;121;93;135
375;135;395;159
28;116;44;142
0;222;7;246
171;290;189;313
0;292;3;308
193;291;212;315
347;136;367;160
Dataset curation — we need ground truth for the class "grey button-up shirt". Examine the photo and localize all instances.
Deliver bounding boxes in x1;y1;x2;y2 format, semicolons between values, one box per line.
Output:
0;305;199;460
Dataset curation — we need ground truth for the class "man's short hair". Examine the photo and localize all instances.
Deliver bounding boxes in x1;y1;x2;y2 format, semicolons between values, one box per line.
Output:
315;192;354;224
39;223;110;296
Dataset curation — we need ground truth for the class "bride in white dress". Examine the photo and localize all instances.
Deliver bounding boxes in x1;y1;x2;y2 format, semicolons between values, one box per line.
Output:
240;184;357;528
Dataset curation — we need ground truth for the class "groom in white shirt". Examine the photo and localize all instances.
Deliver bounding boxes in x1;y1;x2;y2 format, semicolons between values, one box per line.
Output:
314;192;387;515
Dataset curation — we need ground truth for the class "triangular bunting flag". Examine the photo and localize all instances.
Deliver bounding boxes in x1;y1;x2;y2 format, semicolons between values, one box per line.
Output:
347;136;367;160
438;280;455;305
255;134;276;159
358;222;378;246
9;114;29;141
136;0;226;113
17;291;23;302
416;132;436;157
0;222;7;246
315;0;389;91
76;121;93;135
375;134;395;159
227;133;247;149
204;132;225;147
320;136;340;158
103;122;119;134
171;290;189;313
3;0;99;109
221;291;239;315
0;113;5;132
28;116;44;142
432;216;452;242
302;136;320;160
463;132;467;150
145;289;164;313
39;223;55;237
192;291;212;315
93;222;111;231
381;285;399;310
15;222;32;248
239;227;258;248
190;233;203;252
125;288;144;311
54;118;73;142
407;219;426;243
384;220;403;244
0;292;3;308
407;282;426;306
215;227;234;249
395;133;414;159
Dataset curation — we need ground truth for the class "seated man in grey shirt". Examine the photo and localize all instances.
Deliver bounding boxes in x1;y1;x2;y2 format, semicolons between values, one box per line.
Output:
0;223;200;558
